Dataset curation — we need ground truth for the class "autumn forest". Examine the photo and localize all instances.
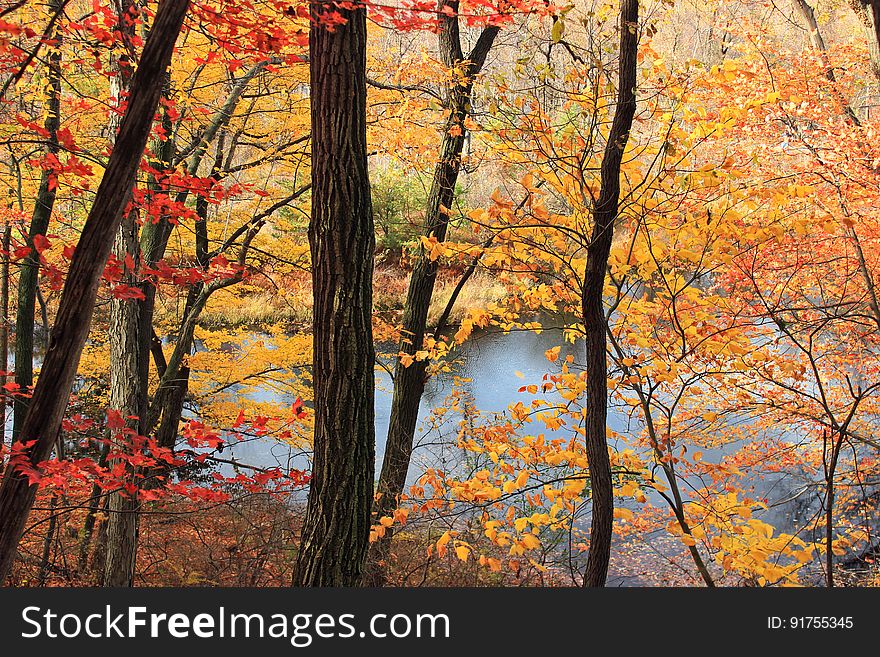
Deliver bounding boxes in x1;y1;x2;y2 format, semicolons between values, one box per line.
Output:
0;0;878;589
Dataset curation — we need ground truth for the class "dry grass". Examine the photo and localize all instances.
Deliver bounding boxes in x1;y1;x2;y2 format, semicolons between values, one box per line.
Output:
427;271;507;327
199;288;312;330
197;268;506;331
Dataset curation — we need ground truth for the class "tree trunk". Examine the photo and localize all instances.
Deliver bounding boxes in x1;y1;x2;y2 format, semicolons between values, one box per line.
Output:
791;0;828;51
791;0;861;124
848;0;880;81
76;438;110;577
1;218;10;453
12;0;62;439
145;139;220;449
148;284;202;447
138;69;262;450
37;493;58;585
137;78;175;427
102;0;145;587
581;0;638;588
0;0;190;585
291;0;375;587
365;6;498;585
102;207;144;586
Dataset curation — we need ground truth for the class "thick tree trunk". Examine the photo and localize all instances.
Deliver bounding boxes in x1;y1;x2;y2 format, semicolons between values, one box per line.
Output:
581;0;638;588
364;6;498;585
848;0;880;81
103;0;146;587
12;2;61;439
0;0;190;585
291;0;375;587
1;220;10;452
103;210;145;586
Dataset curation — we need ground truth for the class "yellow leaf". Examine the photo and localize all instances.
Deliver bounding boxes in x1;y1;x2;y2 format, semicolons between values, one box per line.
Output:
520;534;542;550
455;544;470;562
551;18;564;43
613;508;634;521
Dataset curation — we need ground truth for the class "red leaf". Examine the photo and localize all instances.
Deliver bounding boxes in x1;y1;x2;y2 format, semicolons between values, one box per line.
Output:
110;284;146;301
32;234;50;254
106;409;125;431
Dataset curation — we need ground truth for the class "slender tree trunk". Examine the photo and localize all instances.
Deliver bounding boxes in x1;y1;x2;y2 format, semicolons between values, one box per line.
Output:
581;0;638;588
137;77;175;425
149;284;201;447
823;431;844;587
0;0;190;585
365;5;498;585
102;0;145;587
77;438;110;576
89;494;111;576
12;0;62;439
791;0;828;51
791;0;861;124
139;70;261;449
37;493;58;585
291;0;375;587
146;138;220;449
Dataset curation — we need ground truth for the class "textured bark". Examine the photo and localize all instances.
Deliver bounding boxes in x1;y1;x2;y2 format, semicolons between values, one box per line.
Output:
102;0;144;588
12;0;61;439
581;0;638;588
1;220;10;453
102;215;144;586
102;209;144;586
847;0;880;81
291;0;375;587
0;0;190;585
364;3;498;585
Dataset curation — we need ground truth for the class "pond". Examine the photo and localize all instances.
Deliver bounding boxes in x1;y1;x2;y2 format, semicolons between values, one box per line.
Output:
216;321;847;584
